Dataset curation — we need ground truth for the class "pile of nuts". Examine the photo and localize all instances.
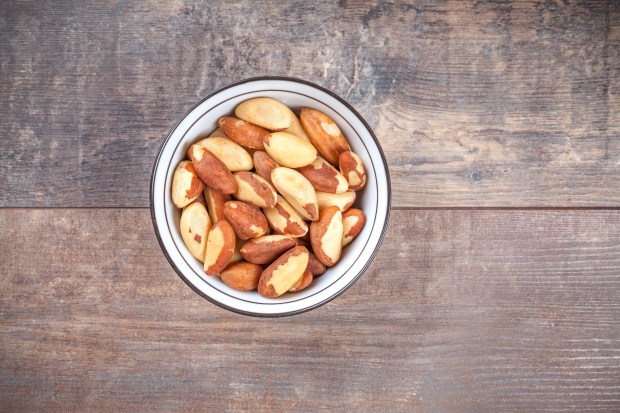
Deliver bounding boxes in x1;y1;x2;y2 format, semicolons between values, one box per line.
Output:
171;97;367;298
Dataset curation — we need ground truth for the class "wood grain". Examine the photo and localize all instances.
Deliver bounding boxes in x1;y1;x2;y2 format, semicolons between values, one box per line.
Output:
2;1;619;412
1;1;618;207
1;209;619;412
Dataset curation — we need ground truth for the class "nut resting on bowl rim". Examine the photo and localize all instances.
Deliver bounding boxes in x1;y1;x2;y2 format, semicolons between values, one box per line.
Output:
150;77;391;317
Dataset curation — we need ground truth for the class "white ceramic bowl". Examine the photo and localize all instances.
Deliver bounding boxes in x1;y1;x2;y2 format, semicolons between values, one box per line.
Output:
151;77;391;317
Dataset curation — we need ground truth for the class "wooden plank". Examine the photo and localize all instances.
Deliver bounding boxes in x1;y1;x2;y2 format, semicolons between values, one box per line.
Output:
1;1;619;207
1;209;619;412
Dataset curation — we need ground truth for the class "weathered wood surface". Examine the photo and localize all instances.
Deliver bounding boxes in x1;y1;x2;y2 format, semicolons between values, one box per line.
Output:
1;1;619;207
2;1;620;412
1;209;619;412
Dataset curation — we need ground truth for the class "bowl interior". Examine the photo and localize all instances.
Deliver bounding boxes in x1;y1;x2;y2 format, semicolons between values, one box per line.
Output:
152;78;390;316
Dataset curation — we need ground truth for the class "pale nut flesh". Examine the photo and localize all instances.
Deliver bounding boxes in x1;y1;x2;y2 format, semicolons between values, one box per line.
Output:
180;202;212;262
289;270;313;292
171;160;204;209
271;167;319;221
263;132;317;168
258;246;309;298
310;206;344;267
315;190;356;212
208;128;228;138
196;137;253;172
235;97;294;131
283;114;311;142
203;220;236;276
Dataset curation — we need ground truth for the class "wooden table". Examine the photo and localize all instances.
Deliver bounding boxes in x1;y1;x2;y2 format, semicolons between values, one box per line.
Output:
1;1;619;411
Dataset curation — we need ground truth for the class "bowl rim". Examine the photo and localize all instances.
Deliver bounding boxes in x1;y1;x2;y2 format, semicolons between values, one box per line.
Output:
150;76;391;317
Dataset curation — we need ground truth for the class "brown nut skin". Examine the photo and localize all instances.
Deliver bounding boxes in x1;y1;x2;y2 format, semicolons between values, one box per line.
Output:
223;201;269;240
253;151;279;185
204;187;230;225
264;197;308;238
172;161;204;209
297;156;349;194
233;171;277;208
239;235;296;265
218;116;268;150
220;261;263;291
187;190;207;210
310;206;344;267
300;108;351;166
299;230;311;244
295;237;309;249
342;208;366;247
339;151;367;191
188;144;237;194
289;270;313;293
258;246;309;298
203;219;236;276
307;253;327;277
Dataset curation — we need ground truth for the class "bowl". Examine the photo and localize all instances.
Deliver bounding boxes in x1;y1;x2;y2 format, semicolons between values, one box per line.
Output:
150;77;391;317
